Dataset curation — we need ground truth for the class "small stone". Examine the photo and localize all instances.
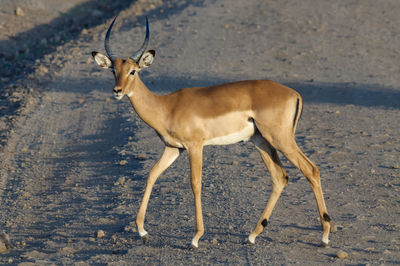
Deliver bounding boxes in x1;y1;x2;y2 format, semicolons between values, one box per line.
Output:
136;153;147;160
370;169;376;174
211;238;218;245
89;237;96;242
0;242;6;254
78;98;84;104
97;230;105;239
81;29;89;35
38;65;49;75
114;176;125;186
336;250;349;259
232;161;239;166
119;160;128;166
15;7;25;16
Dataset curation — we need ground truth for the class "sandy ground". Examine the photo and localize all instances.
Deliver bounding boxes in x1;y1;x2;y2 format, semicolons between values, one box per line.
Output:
0;0;399;264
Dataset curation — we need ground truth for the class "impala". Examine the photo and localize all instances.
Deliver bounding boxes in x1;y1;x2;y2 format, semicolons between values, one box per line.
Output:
92;16;332;249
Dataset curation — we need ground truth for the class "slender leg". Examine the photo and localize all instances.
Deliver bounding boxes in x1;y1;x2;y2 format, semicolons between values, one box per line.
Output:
248;135;289;244
187;144;204;249
281;141;331;246
136;146;181;242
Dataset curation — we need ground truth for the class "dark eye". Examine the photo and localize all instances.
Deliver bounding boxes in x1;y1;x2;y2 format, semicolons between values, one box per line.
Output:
130;70;135;75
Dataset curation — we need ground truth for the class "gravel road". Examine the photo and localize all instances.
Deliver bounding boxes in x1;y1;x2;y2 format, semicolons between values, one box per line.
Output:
0;0;399;264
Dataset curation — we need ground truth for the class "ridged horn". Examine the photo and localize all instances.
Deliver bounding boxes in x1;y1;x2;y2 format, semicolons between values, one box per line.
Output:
104;16;118;60
130;16;150;62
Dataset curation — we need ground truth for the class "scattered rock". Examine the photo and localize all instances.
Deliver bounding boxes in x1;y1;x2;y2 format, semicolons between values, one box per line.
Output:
114;176;126;186
136;153;147;160
37;65;49;76
0;233;12;249
97;230;105;239
124;223;137;233
336;250;349;259
15;7;25;16
119;160;128;166
59;246;75;255
0;242;6;254
211;238;218;245
232;161;239;166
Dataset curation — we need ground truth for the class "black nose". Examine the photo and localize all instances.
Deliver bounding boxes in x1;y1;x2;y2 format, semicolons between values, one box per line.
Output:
114;88;122;94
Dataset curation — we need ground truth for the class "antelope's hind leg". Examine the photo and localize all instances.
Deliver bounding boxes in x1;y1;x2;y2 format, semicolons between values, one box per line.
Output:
279;140;331;247
248;135;289;244
136;146;181;243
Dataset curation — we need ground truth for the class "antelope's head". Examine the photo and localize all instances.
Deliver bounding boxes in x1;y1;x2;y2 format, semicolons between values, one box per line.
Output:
92;16;155;100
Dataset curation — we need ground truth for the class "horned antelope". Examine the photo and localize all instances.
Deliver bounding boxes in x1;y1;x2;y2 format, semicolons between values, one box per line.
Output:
92;16;332;249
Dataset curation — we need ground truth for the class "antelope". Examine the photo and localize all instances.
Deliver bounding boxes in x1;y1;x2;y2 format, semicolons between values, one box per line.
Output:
92;16;332;249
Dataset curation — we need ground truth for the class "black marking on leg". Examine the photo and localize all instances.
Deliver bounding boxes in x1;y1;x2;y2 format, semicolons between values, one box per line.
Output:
323;213;331;222
285;175;289;183
261;219;268;228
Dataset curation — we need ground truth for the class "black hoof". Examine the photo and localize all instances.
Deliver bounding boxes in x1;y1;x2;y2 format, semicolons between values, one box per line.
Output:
188;244;198;250
319;241;329;248
141;234;149;244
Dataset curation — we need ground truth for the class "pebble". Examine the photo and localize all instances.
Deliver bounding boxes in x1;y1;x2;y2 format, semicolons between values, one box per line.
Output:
211;238;218;245
119;160;128;166
97;230;105;239
38;65;49;76
114;176;126;186
336;250;349;259
136;153;147;160
232;161;239;166
15;7;25;16
0;242;6;254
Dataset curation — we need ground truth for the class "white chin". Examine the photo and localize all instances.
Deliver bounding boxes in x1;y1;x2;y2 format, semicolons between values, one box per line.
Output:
115;94;124;100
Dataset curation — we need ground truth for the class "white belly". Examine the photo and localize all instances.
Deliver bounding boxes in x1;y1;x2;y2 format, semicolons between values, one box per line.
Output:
204;121;255;146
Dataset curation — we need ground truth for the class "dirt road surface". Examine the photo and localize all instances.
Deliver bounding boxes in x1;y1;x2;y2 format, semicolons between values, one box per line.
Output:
0;0;399;264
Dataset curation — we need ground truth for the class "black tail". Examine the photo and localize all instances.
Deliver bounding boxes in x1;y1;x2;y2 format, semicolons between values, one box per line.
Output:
293;98;303;130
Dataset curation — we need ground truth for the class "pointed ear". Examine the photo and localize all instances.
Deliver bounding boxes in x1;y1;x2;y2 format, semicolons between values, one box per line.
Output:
138;50;155;68
92;51;113;68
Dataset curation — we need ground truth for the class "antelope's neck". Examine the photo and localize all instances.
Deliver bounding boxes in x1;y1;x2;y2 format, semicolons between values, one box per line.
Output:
127;75;166;132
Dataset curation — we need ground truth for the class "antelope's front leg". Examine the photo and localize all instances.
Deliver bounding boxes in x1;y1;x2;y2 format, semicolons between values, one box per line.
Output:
136;146;180;243
188;145;204;249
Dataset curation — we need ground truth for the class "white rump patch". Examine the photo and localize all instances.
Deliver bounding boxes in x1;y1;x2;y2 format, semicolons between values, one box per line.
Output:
204;121;255;146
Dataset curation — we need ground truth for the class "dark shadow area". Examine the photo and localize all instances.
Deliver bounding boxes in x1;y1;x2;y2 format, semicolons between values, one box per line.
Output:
0;0;205;84
286;81;400;109
0;0;133;81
